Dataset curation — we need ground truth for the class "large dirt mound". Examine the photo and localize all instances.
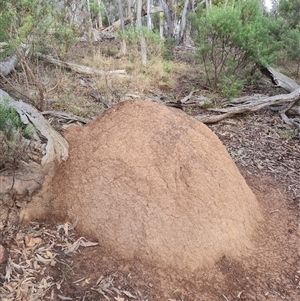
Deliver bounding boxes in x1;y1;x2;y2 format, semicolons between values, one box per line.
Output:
29;100;263;271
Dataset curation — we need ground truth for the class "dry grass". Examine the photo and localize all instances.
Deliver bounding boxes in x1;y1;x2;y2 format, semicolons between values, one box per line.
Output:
1;40;197;121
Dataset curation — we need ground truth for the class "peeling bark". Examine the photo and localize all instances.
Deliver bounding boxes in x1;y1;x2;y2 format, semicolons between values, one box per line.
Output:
195;68;300;127
0;55;18;76
0;89;69;201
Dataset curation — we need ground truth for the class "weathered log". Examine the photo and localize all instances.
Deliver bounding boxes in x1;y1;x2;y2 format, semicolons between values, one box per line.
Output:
260;66;299;93
41;111;91;125
195;68;300;126
0;89;68;201
0;55;18;76
36;53;127;76
0;90;68;166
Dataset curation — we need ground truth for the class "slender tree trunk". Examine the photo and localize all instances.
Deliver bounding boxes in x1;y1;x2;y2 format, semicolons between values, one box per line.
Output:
86;0;93;28
137;0;147;66
159;12;164;39
97;0;103;28
117;0;127;55
147;0;152;30
161;0;174;38
179;0;190;44
127;0;132;20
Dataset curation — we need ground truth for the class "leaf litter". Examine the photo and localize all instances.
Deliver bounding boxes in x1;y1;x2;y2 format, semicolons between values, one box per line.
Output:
0;220;101;301
0;219;146;301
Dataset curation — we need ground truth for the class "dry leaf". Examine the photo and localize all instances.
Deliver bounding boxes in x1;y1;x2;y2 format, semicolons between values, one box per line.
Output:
24;236;42;247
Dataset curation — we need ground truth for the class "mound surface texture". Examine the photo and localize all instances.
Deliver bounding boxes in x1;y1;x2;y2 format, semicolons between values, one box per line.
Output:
53;100;262;271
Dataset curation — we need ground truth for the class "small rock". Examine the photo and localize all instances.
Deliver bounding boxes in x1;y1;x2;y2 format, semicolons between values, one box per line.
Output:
0;244;8;264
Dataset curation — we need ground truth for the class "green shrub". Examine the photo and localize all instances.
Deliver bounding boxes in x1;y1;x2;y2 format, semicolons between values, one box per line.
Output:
117;27;164;58
0;101;35;170
283;29;300;75
163;37;176;60
190;0;282;93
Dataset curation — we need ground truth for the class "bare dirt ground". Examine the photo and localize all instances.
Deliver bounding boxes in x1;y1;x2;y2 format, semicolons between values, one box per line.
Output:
0;41;299;300
0;109;299;301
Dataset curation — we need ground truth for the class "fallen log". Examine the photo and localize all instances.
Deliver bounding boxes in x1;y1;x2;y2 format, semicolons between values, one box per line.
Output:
0;89;68;202
260;66;299;93
41;110;91;125
0;90;68;166
195;87;300;126
195;68;300;127
37;53;127;76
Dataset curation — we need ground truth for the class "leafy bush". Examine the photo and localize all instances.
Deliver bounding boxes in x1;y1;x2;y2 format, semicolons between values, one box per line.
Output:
0;0;80;60
190;0;282;96
117;27;164;58
0;101;34;170
163;37;176;61
283;29;300;76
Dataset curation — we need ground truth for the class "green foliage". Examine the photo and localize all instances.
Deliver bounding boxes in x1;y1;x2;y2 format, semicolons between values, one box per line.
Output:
163;61;173;73
278;0;300;29
221;75;244;99
117;27;164;58
0;0;80;60
163;37;176;61
0;100;35;169
0;101;22;141
0;101;35;141
284;29;300;62
190;0;281;94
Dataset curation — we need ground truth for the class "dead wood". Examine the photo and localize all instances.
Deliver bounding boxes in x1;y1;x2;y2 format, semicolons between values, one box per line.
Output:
180;90;198;103
0;55;18;76
0;89;68;200
195;87;300;125
41;110;91;125
0;90;68;166
260;66;299;93
102;17;133;33
36;53;127;76
195;68;300;127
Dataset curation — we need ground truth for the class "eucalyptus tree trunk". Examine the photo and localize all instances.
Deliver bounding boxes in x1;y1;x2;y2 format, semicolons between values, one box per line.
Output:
159;12;164;39
97;0;103;28
127;0;132;19
178;0;190;44
147;0;152;30
117;0;127;55
137;0;147;66
205;0;212;10
161;0;174;38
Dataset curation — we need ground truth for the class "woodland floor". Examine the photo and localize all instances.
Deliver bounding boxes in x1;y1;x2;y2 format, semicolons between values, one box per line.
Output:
0;42;300;301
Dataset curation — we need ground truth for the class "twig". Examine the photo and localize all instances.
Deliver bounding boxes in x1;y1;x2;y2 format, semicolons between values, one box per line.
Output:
179;89;198;103
221;293;230;301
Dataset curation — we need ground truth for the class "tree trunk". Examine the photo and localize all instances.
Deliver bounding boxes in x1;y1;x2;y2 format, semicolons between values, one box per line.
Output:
117;0;127;55
0;89;68;202
97;0;103;28
137;0;147;66
161;0;174;38
179;0;190;44
147;0;152;30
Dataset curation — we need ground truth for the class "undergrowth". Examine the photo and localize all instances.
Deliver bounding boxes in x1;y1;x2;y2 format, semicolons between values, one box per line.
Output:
0;101;34;171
